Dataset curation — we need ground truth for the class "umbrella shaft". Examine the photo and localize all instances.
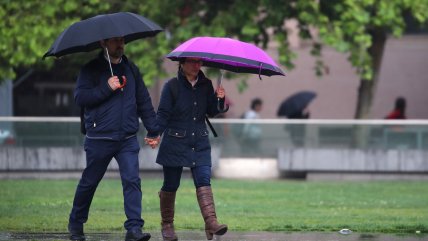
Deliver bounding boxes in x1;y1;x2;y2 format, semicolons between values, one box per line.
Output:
105;47;114;77
217;69;224;88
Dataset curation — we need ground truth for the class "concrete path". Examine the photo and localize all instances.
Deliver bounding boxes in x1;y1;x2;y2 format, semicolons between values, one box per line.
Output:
0;231;425;241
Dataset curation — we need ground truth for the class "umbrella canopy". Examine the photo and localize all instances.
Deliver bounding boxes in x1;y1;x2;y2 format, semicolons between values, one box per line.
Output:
277;91;316;118
166;37;285;77
43;12;163;59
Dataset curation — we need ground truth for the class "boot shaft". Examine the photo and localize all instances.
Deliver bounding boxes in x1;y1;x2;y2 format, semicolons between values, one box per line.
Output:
196;186;228;240
159;190;176;224
159;190;178;241
196;186;216;220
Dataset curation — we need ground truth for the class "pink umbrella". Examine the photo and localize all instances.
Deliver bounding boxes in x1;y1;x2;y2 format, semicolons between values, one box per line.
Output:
167;36;285;112
166;36;285;77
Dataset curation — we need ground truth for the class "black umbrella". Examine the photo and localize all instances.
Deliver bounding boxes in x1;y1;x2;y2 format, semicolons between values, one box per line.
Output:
277;91;316;118
43;12;163;59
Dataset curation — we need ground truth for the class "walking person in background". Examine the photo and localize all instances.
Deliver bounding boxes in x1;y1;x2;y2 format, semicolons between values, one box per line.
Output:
385;97;407;119
155;57;228;240
69;37;159;241
240;98;263;155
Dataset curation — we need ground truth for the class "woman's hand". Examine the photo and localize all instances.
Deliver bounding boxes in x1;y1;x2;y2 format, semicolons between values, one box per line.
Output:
216;86;225;98
144;136;161;149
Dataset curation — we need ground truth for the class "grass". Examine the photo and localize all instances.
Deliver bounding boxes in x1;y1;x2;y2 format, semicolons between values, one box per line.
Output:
0;178;427;234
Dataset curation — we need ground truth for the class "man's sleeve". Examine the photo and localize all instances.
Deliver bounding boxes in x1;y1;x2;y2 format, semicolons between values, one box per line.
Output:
74;64;113;107
133;65;159;137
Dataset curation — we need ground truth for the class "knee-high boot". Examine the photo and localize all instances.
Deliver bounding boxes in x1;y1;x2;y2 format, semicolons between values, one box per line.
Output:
196;186;227;240
159;190;178;241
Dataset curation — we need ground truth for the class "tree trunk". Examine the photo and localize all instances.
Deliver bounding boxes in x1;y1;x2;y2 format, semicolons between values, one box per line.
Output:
352;29;387;148
354;28;387;119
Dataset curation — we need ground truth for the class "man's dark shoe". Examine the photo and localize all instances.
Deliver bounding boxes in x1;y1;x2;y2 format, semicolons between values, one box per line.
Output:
68;224;85;241
125;229;151;241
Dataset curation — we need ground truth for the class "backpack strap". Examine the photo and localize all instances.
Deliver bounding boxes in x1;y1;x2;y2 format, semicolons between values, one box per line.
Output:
168;77;179;105
205;116;218;137
127;60;139;89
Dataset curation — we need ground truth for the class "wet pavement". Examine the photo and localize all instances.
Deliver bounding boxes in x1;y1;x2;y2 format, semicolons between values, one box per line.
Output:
0;231;425;241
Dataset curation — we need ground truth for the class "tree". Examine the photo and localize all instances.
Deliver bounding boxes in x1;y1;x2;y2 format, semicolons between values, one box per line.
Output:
317;0;428;118
0;0;110;81
138;0;428;118
2;0;428;118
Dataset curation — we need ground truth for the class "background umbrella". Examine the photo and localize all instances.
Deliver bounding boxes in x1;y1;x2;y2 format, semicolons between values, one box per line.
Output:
277;91;316;118
166;36;285;112
43;12;163;81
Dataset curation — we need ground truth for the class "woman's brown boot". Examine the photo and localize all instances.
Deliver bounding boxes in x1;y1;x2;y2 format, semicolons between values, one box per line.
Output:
196;186;228;240
159;190;178;241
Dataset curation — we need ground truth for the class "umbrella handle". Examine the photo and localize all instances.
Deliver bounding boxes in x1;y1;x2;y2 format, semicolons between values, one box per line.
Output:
217;97;229;113
216;69;228;113
117;75;127;88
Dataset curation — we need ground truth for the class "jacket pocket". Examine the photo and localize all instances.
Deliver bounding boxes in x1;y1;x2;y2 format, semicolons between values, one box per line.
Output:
167;129;187;138
200;129;209;137
84;109;97;131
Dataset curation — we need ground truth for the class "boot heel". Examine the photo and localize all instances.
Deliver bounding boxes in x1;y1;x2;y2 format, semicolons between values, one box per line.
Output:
205;230;213;240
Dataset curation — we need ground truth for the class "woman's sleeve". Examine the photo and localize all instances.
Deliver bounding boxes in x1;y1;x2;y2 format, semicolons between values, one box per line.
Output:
156;81;174;135
206;79;225;117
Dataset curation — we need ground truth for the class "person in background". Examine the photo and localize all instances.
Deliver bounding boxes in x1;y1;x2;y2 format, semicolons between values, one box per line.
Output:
240;98;263;155
154;57;228;241
69;37;159;241
385;97;407;119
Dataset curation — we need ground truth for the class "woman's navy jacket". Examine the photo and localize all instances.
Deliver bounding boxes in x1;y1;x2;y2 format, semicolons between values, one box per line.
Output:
156;70;224;167
74;53;158;141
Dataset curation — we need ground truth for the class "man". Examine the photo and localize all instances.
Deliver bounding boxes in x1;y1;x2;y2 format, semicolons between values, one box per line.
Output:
68;36;160;241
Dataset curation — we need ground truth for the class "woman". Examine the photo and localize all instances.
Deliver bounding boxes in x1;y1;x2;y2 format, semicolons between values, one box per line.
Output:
155;57;227;241
385;97;406;119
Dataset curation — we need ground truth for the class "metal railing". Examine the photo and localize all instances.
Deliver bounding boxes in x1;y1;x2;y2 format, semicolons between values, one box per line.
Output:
2;117;428;154
2;117;428;173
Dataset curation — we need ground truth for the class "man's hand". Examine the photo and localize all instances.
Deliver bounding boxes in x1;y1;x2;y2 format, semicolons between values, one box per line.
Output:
108;76;121;91
144;136;161;149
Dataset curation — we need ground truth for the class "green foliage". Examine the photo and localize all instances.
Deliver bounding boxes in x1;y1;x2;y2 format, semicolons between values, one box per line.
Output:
1;0;427;89
0;179;427;233
316;0;428;80
0;0;109;80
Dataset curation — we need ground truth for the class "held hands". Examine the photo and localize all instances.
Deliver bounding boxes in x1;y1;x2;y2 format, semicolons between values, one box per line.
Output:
216;86;225;98
144;136;161;149
108;75;127;91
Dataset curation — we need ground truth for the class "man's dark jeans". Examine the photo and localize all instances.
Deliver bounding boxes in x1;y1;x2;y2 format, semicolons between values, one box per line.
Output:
69;136;144;231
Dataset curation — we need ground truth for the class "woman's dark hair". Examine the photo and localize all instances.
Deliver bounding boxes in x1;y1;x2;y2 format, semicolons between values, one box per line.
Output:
178;58;186;65
395;97;406;112
177;58;185;72
251;98;263;110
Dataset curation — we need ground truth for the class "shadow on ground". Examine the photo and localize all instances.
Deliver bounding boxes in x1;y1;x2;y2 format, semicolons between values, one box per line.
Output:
0;231;425;241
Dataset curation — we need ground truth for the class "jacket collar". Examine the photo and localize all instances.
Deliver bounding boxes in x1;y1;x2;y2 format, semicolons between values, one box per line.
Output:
177;70;208;88
96;51;130;65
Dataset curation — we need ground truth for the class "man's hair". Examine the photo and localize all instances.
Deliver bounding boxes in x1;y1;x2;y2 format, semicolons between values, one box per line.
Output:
251;98;263;110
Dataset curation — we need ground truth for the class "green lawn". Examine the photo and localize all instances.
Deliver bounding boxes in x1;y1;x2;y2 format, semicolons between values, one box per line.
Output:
0;178;427;233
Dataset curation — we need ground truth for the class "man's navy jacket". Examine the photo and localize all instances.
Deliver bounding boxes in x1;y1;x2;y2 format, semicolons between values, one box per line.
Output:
75;53;158;141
